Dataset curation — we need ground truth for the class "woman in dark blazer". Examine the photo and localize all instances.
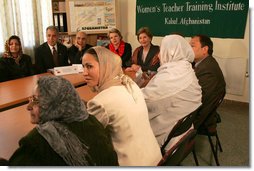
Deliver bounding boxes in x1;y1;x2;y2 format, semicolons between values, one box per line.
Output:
126;27;160;72
106;28;132;68
0;35;33;82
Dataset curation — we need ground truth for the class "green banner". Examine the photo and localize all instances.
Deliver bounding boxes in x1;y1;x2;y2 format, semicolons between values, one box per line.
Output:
136;0;249;38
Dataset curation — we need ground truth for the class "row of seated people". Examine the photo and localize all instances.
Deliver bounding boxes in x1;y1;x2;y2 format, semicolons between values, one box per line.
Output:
0;26;159;83
0;31;225;166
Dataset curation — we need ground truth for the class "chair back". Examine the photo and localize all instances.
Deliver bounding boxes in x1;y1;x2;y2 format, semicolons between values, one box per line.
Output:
210;90;226;116
160;106;201;154
158;129;197;166
198;89;226;132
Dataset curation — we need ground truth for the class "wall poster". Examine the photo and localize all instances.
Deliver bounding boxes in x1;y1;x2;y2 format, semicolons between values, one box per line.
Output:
67;0;116;34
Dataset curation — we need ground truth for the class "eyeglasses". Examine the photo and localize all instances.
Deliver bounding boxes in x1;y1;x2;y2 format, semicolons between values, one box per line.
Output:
28;95;39;105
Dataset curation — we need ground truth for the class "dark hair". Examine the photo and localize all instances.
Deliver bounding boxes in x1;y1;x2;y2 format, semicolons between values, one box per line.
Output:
85;47;99;62
8;35;21;45
137;27;153;41
5;35;23;56
108;28;123;40
46;25;59;35
193;34;213;55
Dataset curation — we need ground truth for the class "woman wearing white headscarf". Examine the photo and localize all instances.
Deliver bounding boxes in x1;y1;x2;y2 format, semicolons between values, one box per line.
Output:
83;46;162;166
142;34;202;149
6;76;118;166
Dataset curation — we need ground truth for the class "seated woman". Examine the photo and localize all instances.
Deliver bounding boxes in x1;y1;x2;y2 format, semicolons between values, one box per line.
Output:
106;28;132;68
82;46;161;166
0;35;33;82
142;34;202;150
125;27;160;73
5;76;118;166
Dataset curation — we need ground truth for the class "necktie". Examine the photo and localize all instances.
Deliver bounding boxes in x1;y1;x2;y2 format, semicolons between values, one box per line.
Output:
52;47;59;66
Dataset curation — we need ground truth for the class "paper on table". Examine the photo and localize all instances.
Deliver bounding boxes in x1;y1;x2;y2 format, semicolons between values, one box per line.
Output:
53;66;79;76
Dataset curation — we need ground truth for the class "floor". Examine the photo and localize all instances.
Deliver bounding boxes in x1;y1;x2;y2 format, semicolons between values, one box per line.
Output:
181;100;249;166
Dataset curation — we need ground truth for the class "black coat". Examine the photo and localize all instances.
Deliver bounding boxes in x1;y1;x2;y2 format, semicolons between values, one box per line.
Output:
106;42;132;68
0;54;33;82
35;42;68;74
68;44;93;64
8;115;119;166
133;44;160;72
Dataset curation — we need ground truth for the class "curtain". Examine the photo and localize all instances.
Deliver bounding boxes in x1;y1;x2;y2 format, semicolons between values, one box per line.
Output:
0;0;53;63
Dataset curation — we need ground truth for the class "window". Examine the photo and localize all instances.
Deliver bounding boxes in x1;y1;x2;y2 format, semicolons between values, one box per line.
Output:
0;0;53;61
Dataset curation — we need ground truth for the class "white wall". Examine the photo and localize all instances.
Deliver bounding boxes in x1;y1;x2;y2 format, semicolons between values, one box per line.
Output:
117;0;249;103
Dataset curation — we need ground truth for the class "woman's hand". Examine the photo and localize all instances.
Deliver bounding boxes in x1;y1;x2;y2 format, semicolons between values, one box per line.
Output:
125;67;133;72
131;64;141;72
125;64;140;72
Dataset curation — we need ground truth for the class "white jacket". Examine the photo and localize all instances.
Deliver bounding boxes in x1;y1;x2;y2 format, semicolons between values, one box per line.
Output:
87;84;162;166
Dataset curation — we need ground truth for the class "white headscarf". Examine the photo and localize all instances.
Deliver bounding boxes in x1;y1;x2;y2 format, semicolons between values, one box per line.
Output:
142;34;196;101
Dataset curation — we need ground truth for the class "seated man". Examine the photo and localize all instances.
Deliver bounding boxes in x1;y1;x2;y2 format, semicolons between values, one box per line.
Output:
68;31;92;64
190;34;226;132
35;26;69;73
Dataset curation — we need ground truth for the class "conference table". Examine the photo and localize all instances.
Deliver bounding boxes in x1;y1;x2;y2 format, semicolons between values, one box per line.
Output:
0;70;137;160
0;73;86;112
0;85;96;160
0;104;33;160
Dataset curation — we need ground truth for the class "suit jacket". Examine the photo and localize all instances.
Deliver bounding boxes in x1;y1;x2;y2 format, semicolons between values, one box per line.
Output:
194;55;226;130
35;42;68;73
132;44;160;72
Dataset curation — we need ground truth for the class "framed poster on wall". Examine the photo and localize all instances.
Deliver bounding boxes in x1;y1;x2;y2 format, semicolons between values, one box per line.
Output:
66;0;117;34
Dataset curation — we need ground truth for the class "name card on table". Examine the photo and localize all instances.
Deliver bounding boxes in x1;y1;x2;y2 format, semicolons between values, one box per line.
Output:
53;65;83;76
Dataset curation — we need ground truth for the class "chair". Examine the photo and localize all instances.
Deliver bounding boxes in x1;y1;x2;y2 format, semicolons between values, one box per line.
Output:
159;106;201;166
196;90;226;166
158;129;197;166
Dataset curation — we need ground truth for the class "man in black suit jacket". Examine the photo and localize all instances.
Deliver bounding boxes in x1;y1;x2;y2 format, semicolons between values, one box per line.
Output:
190;34;226;132
68;31;92;64
35;26;68;73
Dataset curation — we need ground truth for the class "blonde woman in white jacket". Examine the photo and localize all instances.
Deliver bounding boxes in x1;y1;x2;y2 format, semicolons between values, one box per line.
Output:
82;46;161;166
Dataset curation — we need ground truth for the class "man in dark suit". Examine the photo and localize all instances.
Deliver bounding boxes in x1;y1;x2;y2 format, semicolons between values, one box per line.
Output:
190;34;226;132
68;31;92;64
35;26;68;73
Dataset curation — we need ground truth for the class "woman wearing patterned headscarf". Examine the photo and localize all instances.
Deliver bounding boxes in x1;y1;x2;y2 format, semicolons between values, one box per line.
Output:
142;34;202;150
82;46;161;166
6;76;118;166
0;35;33;82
